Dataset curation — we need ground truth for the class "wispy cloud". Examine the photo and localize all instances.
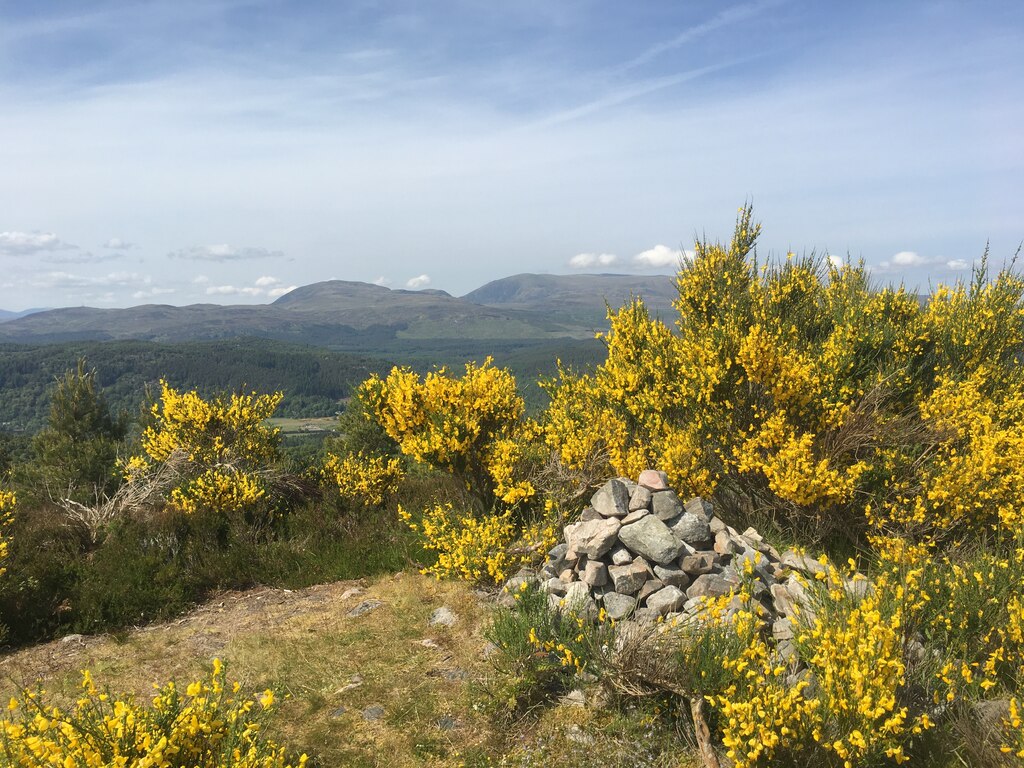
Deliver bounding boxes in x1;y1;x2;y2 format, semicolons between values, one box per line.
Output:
632;245;691;268
0;231;77;256
205;275;296;298
405;274;431;289
873;251;973;273
169;244;283;262
132;287;175;300
102;237;137;249
619;0;782;73
568;252;618;269
30;270;151;289
373;276;391;286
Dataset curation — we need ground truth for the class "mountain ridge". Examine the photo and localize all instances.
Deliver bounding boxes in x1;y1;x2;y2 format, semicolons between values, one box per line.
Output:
0;273;676;346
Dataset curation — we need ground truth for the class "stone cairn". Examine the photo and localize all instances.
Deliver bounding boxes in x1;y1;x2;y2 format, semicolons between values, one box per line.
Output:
506;470;833;657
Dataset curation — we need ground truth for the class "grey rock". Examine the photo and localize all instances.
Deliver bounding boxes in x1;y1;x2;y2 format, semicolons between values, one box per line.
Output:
636;578;666;605
437;715;459;731
428;607;457;627
620;508;649;525
348;599;383;618
684;497;714;520
770;583;797;617
547;543;569;561
566;517;621;559
844;576;873;600
645;585;687;615
543;578;569;596
714;529;745;555
618;515;685;564
608;561;649;595
591;479;631;517
362;705;385;721
651;489;684;520
628;485;653;512
632;607;661;624
741;527;763;542
329;705;347;718
581;560;609;587
680;552;717;575
609;544;634;566
560;689;587;708
558;568;575;582
780;550;827;577
653;563;691;588
772;618;795;641
669;513;713;548
686;573;737;600
708;516;727;535
602;591;637;620
562;581;598;619
59;634;84;645
580;507;603;522
638;469;669;490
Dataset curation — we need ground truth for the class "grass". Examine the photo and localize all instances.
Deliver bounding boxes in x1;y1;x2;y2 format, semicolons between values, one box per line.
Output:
0;571;706;767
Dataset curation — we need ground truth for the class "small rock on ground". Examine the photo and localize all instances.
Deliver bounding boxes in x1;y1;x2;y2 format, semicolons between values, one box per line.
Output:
428;606;458;627
347;599;383;618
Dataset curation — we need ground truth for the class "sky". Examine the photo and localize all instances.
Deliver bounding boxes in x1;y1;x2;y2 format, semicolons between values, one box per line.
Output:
0;0;1021;310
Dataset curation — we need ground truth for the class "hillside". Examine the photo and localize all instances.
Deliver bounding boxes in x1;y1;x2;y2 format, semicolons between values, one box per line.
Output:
464;273;678;325
0;274;674;347
0;339;395;432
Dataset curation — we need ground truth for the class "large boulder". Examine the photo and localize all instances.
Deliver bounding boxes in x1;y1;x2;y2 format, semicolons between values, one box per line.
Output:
565;518;622;558
590;479;631;517
618;515;685;564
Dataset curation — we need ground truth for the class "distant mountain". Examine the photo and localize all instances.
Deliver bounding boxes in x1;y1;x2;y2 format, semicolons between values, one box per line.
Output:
0;274;679;350
463;273;677;325
0;308;48;323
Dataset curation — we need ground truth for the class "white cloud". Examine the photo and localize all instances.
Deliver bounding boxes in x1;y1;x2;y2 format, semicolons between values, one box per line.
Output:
192;274;210;284
168;244;283;262
132;287;175;299
205;276;296;299
103;237;137;249
373;276;391;286
406;274;431;289
31;271;151;289
891;251;928;267
42;250;123;264
633;244;685;268
568;252;619;269
874;250;971;273
0;231;76;256
828;254;845;269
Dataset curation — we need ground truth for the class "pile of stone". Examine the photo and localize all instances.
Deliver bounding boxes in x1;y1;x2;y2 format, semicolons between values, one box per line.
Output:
509;470;836;654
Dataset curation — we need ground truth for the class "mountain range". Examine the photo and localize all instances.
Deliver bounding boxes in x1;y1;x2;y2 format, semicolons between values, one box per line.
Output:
0;273;678;348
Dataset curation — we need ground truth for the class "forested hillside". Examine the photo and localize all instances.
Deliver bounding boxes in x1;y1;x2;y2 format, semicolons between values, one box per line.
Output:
0;339;393;433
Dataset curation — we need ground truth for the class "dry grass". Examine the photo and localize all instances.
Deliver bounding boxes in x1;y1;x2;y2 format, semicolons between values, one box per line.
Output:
0;572;704;767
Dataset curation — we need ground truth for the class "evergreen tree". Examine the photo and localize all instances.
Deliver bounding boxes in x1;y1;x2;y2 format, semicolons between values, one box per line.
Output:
31;359;128;503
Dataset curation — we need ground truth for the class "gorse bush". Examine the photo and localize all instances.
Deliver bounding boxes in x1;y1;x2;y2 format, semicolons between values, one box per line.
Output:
0;660;307;767
122;381;284;517
322;450;404;508
360;358;539;508
545;205;1024;547
0;489;12;579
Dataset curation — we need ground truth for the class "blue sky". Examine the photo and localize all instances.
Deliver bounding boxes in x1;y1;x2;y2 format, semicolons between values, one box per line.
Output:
0;0;1021;309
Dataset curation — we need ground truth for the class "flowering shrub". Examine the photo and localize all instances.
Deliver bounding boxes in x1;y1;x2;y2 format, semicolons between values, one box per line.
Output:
322;450;404;508
360;359;538;508
0;660;307;767
398;502;556;584
544;206;1024;545
0;489;13;579
123;381;283;516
